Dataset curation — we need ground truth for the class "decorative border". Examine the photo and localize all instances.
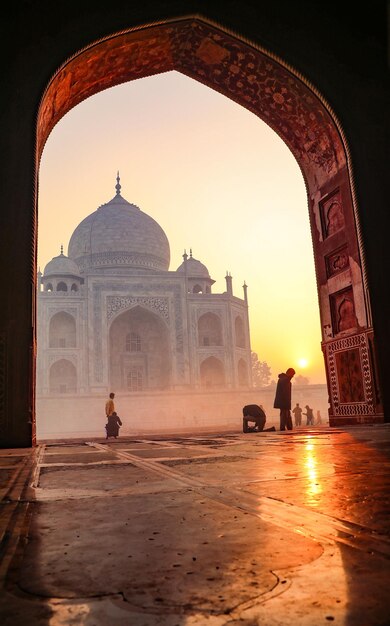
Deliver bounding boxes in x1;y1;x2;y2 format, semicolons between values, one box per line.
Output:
75;251;168;272
326;332;374;416
107;295;169;321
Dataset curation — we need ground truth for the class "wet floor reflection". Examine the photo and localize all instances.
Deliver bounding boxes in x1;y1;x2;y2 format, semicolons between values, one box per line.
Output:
3;430;390;625
301;437;324;506
227;430;390;536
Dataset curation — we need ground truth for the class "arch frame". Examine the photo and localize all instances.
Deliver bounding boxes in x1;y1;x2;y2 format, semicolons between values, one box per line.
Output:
108;304;172;392
1;6;386;447
35;15;382;426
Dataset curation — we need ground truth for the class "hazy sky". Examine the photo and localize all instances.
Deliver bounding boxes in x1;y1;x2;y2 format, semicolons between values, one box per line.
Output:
38;70;326;384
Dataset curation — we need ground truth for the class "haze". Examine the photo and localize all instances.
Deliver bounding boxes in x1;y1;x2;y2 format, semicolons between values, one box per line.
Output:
37;70;325;384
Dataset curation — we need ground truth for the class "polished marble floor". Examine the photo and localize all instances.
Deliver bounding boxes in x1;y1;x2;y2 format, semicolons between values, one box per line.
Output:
1;425;390;625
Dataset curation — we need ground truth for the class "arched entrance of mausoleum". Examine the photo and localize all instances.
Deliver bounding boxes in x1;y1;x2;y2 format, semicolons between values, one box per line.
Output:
109;306;171;392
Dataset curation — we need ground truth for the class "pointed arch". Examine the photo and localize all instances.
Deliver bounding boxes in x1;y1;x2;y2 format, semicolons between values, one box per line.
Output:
200;356;225;387
32;15;382;429
49;312;76;348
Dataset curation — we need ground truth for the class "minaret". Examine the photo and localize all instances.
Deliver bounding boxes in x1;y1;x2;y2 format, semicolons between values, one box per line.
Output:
182;249;189;292
37;267;42;291
243;280;248;304
225;271;233;296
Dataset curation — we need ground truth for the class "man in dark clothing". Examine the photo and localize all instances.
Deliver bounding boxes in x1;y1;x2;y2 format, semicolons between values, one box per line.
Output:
303;405;314;426
105;411;122;439
242;404;276;433
273;368;295;431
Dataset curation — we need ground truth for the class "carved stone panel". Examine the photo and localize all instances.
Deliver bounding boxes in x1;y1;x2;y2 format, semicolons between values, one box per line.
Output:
335;348;365;403
330;287;358;335
326;245;349;278
320;189;345;238
325;332;374;417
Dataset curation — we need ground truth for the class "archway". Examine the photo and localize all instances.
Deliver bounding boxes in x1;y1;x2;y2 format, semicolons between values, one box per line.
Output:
49;359;77;394
235;316;246;348
200;356;225;388
109;305;171;391
49;312;76;348
198;312;223;347
36;16;383;428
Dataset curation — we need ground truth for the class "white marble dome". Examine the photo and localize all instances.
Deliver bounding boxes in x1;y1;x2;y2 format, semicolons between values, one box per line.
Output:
176;254;211;278
44;250;81;277
68;177;170;272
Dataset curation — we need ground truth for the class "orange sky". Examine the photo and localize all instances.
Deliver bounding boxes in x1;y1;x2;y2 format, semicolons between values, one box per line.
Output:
37;70;326;384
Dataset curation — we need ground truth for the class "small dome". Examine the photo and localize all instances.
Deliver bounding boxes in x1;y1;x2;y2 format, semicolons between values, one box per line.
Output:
44;250;81;277
68;174;170;272
176;253;211;278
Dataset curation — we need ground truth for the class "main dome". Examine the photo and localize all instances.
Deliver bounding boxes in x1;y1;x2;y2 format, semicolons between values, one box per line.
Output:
68;176;170;272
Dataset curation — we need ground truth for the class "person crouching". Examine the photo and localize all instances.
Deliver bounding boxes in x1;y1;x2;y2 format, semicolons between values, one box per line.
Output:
105;411;122;439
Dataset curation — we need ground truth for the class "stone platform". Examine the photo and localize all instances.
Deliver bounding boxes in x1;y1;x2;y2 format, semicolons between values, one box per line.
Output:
1;424;390;625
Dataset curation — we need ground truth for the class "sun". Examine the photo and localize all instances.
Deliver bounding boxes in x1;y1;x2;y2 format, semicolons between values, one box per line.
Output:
297;358;309;368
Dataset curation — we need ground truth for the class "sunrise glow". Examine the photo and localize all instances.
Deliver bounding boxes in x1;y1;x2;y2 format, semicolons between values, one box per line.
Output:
37;71;326;384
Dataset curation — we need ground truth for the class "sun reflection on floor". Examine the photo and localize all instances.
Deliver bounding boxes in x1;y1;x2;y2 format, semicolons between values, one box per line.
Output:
302;438;323;506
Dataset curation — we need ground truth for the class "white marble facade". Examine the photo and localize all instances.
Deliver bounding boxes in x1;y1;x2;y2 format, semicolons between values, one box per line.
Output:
36;176;252;399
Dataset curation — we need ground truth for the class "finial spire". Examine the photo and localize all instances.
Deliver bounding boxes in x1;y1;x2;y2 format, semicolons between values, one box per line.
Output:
190;248;193;258
115;171;121;196
60;244;64;255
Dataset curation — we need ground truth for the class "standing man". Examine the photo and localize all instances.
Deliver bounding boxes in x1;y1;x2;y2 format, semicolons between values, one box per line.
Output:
303;404;314;426
273;368;295;431
292;402;303;427
105;392;115;418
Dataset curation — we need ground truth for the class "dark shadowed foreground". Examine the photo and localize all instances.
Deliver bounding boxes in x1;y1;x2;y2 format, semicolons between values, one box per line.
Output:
1;425;390;625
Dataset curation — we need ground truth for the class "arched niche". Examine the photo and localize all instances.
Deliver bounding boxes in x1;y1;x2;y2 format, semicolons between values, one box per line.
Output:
49;312;76;348
49;359;77;394
109;305;171;391
235;316;246;348
198;312;223;347
35;17;383;425
200;356;225;387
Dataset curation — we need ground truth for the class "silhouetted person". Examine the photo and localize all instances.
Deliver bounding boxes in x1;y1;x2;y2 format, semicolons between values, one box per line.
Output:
242;404;276;433
273;368;295;431
303;405;314;425
105;392;115;418
292;402;303;427
105;411;122;439
316;410;322;425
